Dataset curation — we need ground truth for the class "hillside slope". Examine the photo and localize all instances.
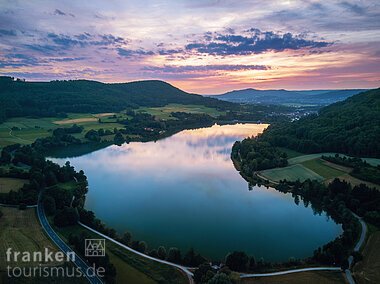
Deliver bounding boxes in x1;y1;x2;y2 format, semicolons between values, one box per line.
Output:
210;88;366;106
0;77;230;122
260;88;380;157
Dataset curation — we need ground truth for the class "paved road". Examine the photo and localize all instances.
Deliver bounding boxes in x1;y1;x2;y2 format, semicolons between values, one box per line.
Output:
240;267;341;278
79;222;195;284
37;197;103;284
344;212;368;284
240;212;368;282
352;212;367;252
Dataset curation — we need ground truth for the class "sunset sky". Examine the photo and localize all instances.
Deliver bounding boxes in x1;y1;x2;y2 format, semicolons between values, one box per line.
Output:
0;0;379;93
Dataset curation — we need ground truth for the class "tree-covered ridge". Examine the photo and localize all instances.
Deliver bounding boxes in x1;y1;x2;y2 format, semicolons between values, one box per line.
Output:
0;76;231;122
260;88;380;157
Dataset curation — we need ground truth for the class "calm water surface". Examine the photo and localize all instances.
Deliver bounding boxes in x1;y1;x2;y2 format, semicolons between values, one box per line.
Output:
51;124;342;261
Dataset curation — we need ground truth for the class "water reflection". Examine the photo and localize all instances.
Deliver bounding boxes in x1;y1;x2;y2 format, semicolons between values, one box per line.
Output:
51;123;342;261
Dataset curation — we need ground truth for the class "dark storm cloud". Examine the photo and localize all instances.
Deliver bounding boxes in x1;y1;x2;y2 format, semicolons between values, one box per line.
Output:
54;9;66;16
0;29;16;36
49;57;87;62
339;1;366;15
47;33;85;47
25;33;130;52
53;9;75;17
157;49;183;55
23;44;62;54
185;29;331;56
117;48;154;57
143;64;269;73
0;53;40;67
0;53;87;68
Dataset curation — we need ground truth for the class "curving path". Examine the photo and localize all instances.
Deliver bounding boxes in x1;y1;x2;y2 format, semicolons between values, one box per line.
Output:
345;212;368;284
240;211;368;283
352;212;367;252
37;195;103;284
78;222;195;284
241;267;341;278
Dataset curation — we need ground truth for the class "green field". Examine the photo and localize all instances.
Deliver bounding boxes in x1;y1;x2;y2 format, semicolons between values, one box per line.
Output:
0;113;126;148
54;224;187;284
0;177;28;193
301;159;346;179
260;164;324;183
362;158;380;166
0;104;225;148
262;151;380;185
138;103;225;120
288;153;339;165
288;152;380;167
0;207;62;269
277;147;303;159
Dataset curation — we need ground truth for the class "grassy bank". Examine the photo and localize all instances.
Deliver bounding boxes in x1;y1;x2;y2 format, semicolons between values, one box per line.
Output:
52;223;187;284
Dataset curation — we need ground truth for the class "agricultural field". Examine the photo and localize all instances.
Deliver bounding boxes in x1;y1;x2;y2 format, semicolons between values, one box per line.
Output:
288;153;339;165
241;270;346;284
277;147;303;159
259;164;324;183
0;177;28;193
353;229;380;284
54;224;187;284
0;207;62;269
0;104;224;148
288;152;380;167
137;103;225;120
261;151;380;187
0;113;126;148
301;159;347;179
326;174;380;190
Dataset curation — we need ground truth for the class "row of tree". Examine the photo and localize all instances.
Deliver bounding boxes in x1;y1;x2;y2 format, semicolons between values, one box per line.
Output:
322;154;380;185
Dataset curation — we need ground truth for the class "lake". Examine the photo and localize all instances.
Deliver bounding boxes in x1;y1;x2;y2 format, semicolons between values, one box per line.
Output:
51;123;342;261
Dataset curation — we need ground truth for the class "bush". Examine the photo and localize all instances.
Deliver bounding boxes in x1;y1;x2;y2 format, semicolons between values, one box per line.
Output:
157;246;167;260
225;251;249;272
43;196;56;216
167;247;181;263
54;207;79;227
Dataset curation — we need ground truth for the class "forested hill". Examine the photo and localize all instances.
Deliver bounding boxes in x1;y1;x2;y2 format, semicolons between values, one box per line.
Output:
260;88;380;157
0;76;231;122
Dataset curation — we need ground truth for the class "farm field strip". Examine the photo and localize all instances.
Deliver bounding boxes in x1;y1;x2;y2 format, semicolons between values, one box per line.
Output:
0;207;62;269
0;177;28;193
288;152;380;167
259;164;324;182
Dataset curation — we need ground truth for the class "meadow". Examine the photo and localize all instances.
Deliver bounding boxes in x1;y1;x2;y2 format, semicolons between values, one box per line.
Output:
0;113;126;148
259;149;380;185
0;177;28;193
137;103;225;120
0;104;224;148
0;207;62;269
353;227;380;284
260;164;324;183
53;223;187;284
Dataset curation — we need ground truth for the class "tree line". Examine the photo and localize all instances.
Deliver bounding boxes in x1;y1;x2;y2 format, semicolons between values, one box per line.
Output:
259;88;380;157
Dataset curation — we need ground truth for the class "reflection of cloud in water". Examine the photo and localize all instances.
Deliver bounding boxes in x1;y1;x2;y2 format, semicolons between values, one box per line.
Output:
70;124;268;175
50;123;342;261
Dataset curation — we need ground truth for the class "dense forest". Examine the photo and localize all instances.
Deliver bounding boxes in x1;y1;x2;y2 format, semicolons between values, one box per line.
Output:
231;139;288;175
259;88;380;157
0;76;290;124
0;76;225;120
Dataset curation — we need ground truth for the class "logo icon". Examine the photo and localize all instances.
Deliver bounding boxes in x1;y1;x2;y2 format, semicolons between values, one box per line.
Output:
85;239;106;257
